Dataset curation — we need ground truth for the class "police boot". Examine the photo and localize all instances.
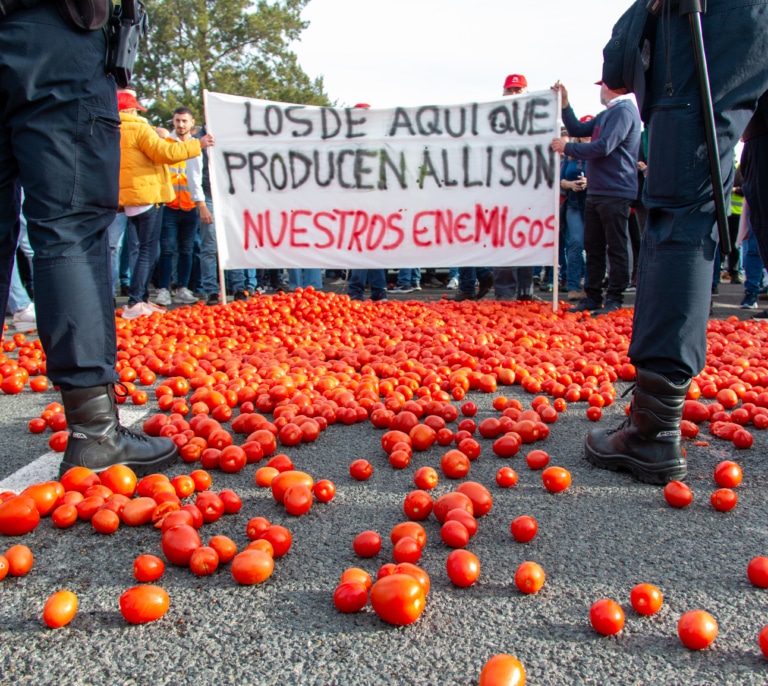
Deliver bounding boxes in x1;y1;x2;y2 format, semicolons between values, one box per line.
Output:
58;385;178;478
584;369;690;485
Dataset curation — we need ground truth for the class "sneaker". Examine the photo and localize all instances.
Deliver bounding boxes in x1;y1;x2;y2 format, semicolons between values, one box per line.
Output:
330;277;347;286
567;290;585;301
421;276;443;288
155;288;172;306
234;290;249;302
390;286;413;294
730;272;743;285
411;283;422;291
624;285;636;293
452;291;476;302
446;276;459;290
570;297;602;313
539;283;553;292
741;293;759;309
599;299;622;313
143;301;167;315
207;293;220;305
174;287;198;304
121;302;150;320
711;284;719;296
12;303;36;332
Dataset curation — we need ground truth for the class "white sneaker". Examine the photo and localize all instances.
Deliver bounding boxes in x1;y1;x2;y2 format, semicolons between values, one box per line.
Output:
155;288;172;306
412;283;422;291
144;301;167;314
446;277;459;290
12;303;36;332
390;286;413;294
174;287;198;304
121;302;150;320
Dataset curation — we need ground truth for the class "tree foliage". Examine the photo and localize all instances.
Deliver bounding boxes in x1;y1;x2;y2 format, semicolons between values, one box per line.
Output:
134;0;330;124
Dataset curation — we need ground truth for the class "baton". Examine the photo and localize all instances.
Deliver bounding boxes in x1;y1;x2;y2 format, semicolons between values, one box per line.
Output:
679;0;731;253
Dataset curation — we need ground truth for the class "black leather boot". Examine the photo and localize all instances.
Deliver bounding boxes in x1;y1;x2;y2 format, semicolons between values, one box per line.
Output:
584;369;690;485
59;385;178;477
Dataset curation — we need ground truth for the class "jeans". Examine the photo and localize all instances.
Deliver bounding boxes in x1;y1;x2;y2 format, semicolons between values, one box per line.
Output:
288;269;322;290
396;268;421;287
458;267;491;294
159;206;198;290
565;206;586;291
629;0;768;380
199;198;219;294
742;230;766;296
449;267;459;280
584;195;631;305
348;269;387;300
492;267;533;298
127;206;163;306
7;256;30;313
107;213;127;294
0;3;119;389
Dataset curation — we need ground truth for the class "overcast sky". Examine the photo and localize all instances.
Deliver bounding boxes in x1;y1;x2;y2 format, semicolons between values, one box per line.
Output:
292;0;626;116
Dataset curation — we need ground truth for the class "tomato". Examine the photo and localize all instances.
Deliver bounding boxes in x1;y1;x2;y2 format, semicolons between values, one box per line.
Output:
43;590;78;629
390;521;427;549
515;561;545;594
680;420;700;439
510;515;538;543
271;471;314;504
525;449;550;470
119;585;170;624
218;489;242;514
313;479;336;503
732;428;754;449
678;610;718;650
5;544;33;576
440;520;469;548
121;497;158;526
231;549;274;585
446;549;480;587
246;516;271;541
341;567;373;590
189;546;219;576
219;445;247;473
454;482;492;517
0;495;40;535
630;583;663;616
711;488;738;512
370;574;426;625
403;490;433;521
478;417;503;439
334;581;368;613
353;530;382;558
195;491;225;523
590;598;625;635
20;482;61;517
461;401;477;417
760;625;768;659
542;466;571;493
586;406;602;422
255;466;279;487
496;467;518;488
98;465;137;497
479;654;526;686
393;536;422;564
51;504;78;529
190;469;212;491
683;400;710;424
209;535;238;564
133;554;165;582
389;450;411;469
410;423;436;451
413;466;439;490
283;484;313;516
349;459;373;481
60;466;100;494
664;481;693;508
713;460;742;488
91;508;120;534
161;524;202;566
180;504;204;529
259;524;292;558
28;417;47;434
492;434;521;458
748;556;768;588
170;475;196;499
513;419;539;443
441;449;470;479
48;430;69;452
433;492;474;523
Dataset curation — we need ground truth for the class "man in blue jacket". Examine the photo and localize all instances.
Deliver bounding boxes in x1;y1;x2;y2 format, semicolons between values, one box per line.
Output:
551;82;641;313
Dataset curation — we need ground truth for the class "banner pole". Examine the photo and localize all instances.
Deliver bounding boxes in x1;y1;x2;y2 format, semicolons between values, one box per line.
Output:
552;89;562;313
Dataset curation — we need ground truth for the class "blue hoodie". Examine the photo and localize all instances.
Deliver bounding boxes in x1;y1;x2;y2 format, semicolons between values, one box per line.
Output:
561;98;641;200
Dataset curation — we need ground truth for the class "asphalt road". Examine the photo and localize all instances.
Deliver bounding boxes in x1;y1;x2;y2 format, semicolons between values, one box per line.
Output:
1;282;767;685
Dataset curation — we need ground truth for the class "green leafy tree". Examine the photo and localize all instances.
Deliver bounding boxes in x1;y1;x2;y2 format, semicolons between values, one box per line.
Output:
134;0;330;124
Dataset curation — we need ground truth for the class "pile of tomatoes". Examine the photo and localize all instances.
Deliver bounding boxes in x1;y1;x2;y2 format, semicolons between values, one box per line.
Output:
2;290;768;673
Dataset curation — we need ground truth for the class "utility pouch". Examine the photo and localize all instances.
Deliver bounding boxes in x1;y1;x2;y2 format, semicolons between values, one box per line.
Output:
105;0;147;88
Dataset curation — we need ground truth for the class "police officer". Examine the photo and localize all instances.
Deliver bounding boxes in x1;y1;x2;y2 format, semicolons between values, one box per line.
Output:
574;0;768;485
0;0;177;476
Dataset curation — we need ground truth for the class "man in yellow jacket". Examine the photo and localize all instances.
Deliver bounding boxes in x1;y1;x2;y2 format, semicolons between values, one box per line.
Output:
117;92;214;319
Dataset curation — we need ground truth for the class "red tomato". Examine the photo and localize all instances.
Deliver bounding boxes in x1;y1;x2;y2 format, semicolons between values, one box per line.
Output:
393;536;422;564
246;516;271;541
510;515;538;543
208;535;238;564
219;489;242;514
219;446;247;473
748;556;768;588
664;481;693;508
334;581;368;613
678;610;718;650
441;449;470;479
478;417;503;439
91;508;120;534
51;504;78;529
410;423;436;451
630;583;663;616
189;546;219;576
0;495;40;536
759;625;768;659
492;434;521;458
461;401;478;417
496;467;518;488
586;406;602;422
190;469;212;491
231;550;275;585
20;482;61;517
5;544;33;576
440;520;469;548
732;428;754;449
195;491;225;523
542;466;571;493
134;554;165;582
341;567;373;590
413;466;439;490
403;490;433;521
349;459;373;481
313;479;336;503
119;585;170;624
433;492;474;523
590;598;625;635
713;461;742;488
353;530;382;558
271;471;314;504
446;549;480;587
711;488;738;512
258;524;292;558
525;449;550;470
283;484;313;516
370;574;426;625
98;465;137;497
161;524;202;566
456;481;492;517
479;654;526;686
445;509;478;538
390;521;427;549
515;561;545;594
43;590;78;629
683;400;710;424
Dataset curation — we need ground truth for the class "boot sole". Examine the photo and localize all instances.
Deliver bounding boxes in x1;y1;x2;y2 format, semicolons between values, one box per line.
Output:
584;438;687;485
58;448;178;479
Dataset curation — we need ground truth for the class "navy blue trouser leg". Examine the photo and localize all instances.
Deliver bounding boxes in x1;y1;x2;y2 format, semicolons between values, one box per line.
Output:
0;3;120;389
628;0;768;380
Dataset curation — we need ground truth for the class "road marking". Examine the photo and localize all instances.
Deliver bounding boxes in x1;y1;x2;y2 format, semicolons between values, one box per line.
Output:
0;405;151;493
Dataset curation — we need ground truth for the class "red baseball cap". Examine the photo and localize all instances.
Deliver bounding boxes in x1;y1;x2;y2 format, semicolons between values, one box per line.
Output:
117;91;147;112
503;74;527;90
580;115;595;122
353;103;371;109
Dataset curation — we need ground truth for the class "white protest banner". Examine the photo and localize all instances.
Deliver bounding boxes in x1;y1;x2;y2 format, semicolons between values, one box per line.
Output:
204;90;560;269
